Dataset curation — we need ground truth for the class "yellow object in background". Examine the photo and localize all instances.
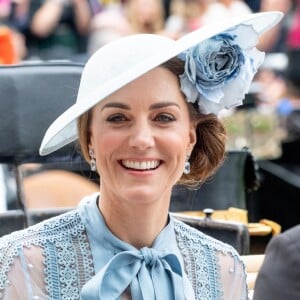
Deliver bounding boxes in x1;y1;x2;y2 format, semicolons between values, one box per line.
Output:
179;208;281;237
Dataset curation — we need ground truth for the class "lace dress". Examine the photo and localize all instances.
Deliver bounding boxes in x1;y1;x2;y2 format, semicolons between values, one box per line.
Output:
0;194;248;299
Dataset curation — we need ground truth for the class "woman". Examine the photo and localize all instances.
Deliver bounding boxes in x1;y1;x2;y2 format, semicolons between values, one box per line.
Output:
0;12;282;299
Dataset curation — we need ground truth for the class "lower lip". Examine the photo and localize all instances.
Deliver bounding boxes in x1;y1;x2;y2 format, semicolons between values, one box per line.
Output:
121;164;159;177
127;170;156;177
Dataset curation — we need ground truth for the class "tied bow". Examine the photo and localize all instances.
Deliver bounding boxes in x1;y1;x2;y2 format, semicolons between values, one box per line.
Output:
81;247;186;300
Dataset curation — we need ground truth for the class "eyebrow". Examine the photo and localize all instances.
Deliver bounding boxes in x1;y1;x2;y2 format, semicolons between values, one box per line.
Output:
149;102;181;110
101;102;130;111
101;101;181;111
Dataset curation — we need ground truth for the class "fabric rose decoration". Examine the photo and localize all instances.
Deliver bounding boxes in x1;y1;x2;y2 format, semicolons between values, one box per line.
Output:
178;24;265;114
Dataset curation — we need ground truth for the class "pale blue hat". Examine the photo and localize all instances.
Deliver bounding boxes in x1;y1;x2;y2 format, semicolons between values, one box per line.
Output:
40;12;283;156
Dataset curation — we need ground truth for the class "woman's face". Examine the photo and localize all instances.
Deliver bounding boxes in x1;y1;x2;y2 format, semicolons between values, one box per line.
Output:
89;67;196;205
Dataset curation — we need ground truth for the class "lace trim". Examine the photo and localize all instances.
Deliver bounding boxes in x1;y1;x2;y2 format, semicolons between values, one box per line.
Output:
0;210;244;299
174;219;239;300
0;210;94;299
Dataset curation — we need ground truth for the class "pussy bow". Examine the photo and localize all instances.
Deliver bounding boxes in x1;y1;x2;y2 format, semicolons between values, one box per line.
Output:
81;247;186;300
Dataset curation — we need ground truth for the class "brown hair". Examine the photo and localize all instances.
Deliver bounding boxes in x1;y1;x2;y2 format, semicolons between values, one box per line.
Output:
77;110;91;163
162;58;226;186
77;57;226;186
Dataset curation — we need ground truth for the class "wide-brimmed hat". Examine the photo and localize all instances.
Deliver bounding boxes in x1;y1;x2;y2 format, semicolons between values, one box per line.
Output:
40;12;283;156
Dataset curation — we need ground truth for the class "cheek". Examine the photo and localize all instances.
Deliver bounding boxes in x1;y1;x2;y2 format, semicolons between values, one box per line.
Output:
92;132;123;156
163;129;192;158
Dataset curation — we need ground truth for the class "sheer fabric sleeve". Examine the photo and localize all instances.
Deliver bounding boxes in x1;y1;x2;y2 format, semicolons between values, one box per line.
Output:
1;245;48;300
216;250;248;300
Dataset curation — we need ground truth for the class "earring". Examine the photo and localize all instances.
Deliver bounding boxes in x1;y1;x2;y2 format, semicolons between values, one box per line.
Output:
89;149;96;171
183;155;190;175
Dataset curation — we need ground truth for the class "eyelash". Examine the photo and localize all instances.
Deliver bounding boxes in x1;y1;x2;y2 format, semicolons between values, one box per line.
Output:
154;113;176;122
106;114;128;123
106;113;176;123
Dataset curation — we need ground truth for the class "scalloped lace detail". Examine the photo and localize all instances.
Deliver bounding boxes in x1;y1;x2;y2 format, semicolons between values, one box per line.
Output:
0;210;94;299
173;219;240;300
0;210;244;299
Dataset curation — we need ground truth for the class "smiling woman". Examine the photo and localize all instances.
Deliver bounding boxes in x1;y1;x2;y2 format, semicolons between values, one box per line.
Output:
0;12;283;300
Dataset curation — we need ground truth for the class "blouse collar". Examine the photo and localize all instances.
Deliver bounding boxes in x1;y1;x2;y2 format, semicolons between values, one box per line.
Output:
78;194;195;299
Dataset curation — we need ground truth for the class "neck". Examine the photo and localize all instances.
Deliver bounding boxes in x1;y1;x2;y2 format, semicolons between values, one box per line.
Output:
98;191;170;249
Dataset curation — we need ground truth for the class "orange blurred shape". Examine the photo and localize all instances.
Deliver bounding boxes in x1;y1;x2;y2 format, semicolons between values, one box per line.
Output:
0;26;16;64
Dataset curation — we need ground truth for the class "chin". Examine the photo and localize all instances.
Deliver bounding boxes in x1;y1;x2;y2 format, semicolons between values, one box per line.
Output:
122;188;165;205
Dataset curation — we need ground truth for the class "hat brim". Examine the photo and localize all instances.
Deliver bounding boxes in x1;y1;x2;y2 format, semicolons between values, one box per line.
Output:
40;11;283;156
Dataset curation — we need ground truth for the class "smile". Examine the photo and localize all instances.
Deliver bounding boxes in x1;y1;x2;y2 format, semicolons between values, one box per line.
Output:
121;160;160;170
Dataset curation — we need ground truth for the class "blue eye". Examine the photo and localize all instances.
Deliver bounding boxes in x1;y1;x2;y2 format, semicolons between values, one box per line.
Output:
106;114;128;122
155;113;176;122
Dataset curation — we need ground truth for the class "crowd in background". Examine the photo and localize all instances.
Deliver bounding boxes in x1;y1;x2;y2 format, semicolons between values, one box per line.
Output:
0;0;296;63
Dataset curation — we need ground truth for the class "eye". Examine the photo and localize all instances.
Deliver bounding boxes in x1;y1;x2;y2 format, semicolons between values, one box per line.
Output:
106;113;128;123
154;113;176;122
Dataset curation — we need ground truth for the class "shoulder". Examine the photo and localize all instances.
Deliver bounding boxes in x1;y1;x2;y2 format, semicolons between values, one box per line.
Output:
263;224;300;262
0;209;84;288
265;224;300;263
173;217;239;257
0;208;84;252
254;226;300;299
275;224;300;245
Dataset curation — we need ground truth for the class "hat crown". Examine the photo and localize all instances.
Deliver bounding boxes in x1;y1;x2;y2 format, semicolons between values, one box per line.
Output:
39;12;284;156
76;34;176;106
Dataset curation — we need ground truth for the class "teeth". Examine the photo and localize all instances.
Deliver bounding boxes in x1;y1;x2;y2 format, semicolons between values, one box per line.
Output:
122;160;160;170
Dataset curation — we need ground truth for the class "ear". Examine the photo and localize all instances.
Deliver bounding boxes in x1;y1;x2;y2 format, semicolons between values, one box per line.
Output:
88;129;95;150
87;109;95;150
187;122;197;154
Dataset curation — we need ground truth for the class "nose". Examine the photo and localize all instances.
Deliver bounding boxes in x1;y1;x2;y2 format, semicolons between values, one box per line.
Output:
129;121;155;150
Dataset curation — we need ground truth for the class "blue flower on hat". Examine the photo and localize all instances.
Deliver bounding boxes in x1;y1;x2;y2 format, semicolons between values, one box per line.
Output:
179;24;265;114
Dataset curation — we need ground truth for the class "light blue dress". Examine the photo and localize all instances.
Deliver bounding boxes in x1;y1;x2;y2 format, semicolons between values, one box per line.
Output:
0;194;248;299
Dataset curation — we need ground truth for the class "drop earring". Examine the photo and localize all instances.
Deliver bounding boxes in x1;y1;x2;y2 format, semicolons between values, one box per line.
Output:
89;149;97;171
183;155;190;175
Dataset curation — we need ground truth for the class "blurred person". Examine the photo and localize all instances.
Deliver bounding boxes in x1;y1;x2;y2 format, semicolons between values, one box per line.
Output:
0;0;30;61
253;224;300;300
286;0;300;50
9;25;27;60
164;0;229;39
216;0;252;17
87;7;131;56
163;0;186;39
0;0;12;20
274;50;300;141
123;0;165;33
164;0;251;39
26;0;92;60
162;0;172;19
244;0;260;12
8;0;31;32
258;0;292;52
255;47;287;110
0;11;282;299
255;50;300;138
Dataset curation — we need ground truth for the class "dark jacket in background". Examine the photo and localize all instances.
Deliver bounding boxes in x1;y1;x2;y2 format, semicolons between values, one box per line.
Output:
253;224;300;300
